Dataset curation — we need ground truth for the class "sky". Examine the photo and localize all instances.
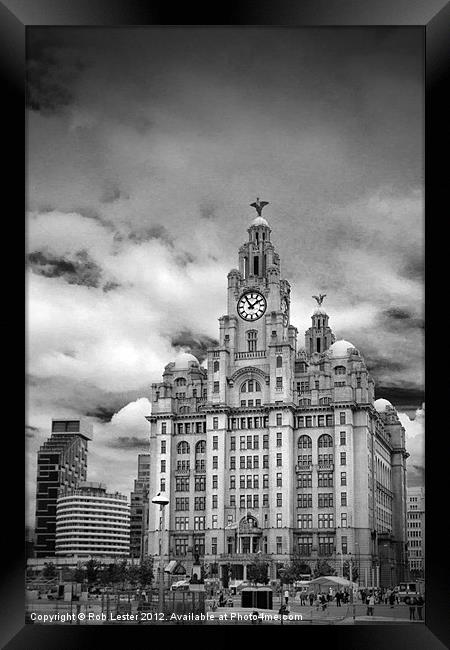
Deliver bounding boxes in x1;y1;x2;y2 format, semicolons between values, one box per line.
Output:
25;27;425;527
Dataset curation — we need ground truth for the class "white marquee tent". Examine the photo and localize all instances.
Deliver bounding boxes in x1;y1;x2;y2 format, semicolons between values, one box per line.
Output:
309;576;358;590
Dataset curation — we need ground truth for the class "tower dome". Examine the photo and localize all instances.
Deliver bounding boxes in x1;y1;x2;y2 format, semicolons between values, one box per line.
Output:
328;339;356;358
374;398;394;413
251;216;270;227
173;352;199;370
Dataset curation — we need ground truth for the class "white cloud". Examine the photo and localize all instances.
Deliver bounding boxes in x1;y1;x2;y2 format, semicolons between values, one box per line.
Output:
399;404;425;483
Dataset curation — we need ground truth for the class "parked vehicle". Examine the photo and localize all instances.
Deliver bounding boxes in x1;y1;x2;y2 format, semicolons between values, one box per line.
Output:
396;581;424;602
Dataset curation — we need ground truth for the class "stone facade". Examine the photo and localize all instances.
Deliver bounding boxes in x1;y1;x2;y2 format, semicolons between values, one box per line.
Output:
146;211;408;586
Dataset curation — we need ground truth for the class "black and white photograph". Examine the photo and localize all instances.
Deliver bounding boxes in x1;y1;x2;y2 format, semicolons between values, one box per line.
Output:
23;24;428;629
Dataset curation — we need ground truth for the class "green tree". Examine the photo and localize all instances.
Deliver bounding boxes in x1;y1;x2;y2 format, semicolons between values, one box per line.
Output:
127;564;140;586
247;561;269;586
72;563;85;584
342;561;359;582
85;559;102;585
42;562;57;579
313;560;336;578
138;558;154;587
282;556;312;584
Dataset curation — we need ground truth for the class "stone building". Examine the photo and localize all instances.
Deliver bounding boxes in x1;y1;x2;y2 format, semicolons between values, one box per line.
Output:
406;485;425;578
130;454;151;559
146;207;409;587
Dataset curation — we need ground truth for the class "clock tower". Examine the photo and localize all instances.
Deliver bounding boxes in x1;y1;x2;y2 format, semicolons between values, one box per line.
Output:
207;202;298;406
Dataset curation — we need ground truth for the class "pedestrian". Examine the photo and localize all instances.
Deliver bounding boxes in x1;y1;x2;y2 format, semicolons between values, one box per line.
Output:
309;592;314;607
284;589;289;605
320;594;327;611
408;595;417;620
416;594;424;620
336;591;341;607
389;591;396;608
366;592;375;616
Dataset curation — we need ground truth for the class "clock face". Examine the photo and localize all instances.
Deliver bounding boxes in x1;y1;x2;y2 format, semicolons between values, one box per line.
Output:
237;291;267;321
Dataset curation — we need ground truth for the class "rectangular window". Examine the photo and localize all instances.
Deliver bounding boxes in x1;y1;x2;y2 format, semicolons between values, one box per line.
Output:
253;475;259;489
318;415;325;427
263;434;269;449
213;436;218;450
253;435;259;449
263;475;269;489
276;473;282;487
277;493;282;507
263;494;269;507
240;436;245;450
340;452;346;466
161;440;166;454
194;516;205;531
247;494;252;508
240;475;245;489
213;417;218;429
318;493;334;508
174;537;188;555
230;495;236;507
175;498;189;511
246;475;252;489
276;413;282;425
246;456;253;469
253;494;259;509
230;456;236;470
263;455;269;469
160;478;165;491
341;472;347;486
340;412;346;425
318;513;334;528
297;473;312;489
240;456;245;469
212;456;218;469
176;477;190;492
276;536;282;553
212;495;218;509
161;422;167;434
341;536;348;554
213;382;219;393
160;460;166;473
297;513;313;529
230;437;236;451
277;432;282;447
276;513;282;528
194;476;205;491
297;536;313;555
297;494;313;508
340;431;346;445
276;377;283;389
315;380;320;390
326;414;334;426
252;455;259;469
318;472;333;488
212;536;217;552
305;416;312;427
247;435;252;449
341;513;347;528
212;475;218;489
240;495;245;508
276;453;282;467
318;536;334;556
194;497;206;511
229;475;235;490
341;492;347;506
175;516;189;531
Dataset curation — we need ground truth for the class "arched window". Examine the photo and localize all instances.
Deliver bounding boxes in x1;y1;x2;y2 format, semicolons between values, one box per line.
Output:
175;377;187;386
298;435;312;449
241;379;261;393
334;366;346;375
213;360;219;373
319;397;331;405
195;440;206;454
276;356;282;368
177;441;190;454
247;330;257;352
299;398;311;406
179;406;190;414
318;434;333;449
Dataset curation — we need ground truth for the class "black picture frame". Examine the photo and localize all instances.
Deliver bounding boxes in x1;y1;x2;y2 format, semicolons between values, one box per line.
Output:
4;0;448;646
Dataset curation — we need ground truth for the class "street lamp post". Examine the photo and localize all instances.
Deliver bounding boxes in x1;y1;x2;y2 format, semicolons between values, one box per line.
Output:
152;492;169;614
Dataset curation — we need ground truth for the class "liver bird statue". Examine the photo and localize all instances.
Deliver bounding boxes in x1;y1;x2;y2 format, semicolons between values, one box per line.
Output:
250;197;269;216
312;294;327;306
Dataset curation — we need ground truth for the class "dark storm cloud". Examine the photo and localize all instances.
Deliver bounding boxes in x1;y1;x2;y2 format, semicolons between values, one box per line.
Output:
375;385;425;411
401;256;424;282
26;425;39;439
170;330;219;363
128;225;174;246
85;406;117;423
381;308;425;331
26;31;88;114
407;465;425;487
102;281;121;293
100;182;130;204
108;436;148;450
28;249;102;288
